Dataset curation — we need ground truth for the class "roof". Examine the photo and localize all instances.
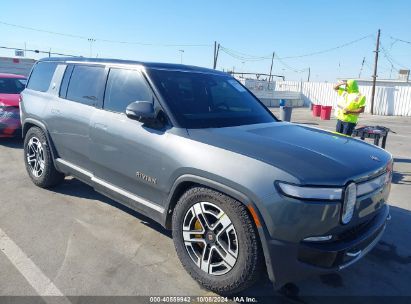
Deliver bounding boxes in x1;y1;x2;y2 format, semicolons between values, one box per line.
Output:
0;73;27;79
338;78;409;84
39;57;227;75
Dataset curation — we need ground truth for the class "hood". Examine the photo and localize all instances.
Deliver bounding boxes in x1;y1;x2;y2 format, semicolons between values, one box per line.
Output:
187;123;391;186
0;93;20;107
346;79;359;94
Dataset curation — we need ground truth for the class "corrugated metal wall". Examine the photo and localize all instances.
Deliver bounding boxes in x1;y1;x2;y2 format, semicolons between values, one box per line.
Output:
244;79;411;116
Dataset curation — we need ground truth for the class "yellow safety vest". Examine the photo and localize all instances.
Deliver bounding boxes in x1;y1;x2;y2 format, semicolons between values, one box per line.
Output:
335;89;366;123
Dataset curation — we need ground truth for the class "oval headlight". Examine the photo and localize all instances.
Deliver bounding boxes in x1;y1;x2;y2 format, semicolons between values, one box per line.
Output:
342;182;357;224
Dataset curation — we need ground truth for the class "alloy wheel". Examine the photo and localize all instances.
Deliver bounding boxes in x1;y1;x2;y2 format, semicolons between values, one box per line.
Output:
26;137;45;178
182;202;238;275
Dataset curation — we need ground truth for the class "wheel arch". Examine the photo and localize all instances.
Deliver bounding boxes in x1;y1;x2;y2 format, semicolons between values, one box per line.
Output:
165;174;275;284
23;118;59;166
164;174;264;230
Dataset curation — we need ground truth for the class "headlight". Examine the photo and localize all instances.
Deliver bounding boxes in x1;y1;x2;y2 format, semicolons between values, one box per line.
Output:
277;182;343;200
341;182;356;224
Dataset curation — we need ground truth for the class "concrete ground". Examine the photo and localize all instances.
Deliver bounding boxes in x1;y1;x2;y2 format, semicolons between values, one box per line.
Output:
0;108;410;302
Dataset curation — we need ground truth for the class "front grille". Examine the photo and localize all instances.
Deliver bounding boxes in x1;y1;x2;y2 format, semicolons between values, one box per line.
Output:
336;216;376;241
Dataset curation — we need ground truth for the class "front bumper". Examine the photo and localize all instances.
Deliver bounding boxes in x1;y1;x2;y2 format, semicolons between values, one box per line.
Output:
261;204;389;287
0;109;21;137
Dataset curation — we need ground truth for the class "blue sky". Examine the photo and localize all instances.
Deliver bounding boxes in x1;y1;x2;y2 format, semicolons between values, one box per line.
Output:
0;0;410;81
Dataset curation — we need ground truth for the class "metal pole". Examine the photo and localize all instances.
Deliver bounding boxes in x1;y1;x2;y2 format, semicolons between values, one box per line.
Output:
179;49;184;64
359;57;365;78
88;38;95;57
268;52;275;83
307;67;311;82
213;41;217;68
370;29;380;115
213;43;220;69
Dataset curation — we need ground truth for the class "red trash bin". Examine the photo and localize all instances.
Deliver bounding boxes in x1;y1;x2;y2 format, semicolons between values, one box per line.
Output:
312;104;321;117
320;106;332;120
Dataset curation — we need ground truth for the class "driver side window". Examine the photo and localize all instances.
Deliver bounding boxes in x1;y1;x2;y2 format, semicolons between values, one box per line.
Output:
104;68;152;113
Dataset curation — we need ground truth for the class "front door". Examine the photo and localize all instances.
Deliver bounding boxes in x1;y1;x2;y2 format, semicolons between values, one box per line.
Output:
90;67;170;213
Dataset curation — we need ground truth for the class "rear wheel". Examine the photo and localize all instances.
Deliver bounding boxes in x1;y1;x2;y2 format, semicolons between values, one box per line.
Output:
172;187;263;295
24;127;64;188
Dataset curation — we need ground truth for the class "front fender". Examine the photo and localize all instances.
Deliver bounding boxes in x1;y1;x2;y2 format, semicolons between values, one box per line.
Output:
163;173;277;283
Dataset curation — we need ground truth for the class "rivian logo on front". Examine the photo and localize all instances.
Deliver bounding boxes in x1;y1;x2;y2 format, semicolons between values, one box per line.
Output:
370;155;381;162
136;171;157;184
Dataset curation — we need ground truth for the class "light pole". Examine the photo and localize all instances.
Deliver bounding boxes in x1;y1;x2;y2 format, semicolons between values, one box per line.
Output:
179;49;184;64
88;38;96;57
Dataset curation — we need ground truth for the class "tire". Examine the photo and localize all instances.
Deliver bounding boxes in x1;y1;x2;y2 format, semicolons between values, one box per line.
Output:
172;187;264;296
24;127;64;188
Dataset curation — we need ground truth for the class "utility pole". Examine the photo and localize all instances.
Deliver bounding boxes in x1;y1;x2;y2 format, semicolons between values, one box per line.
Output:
370;29;380;115
88;38;96;57
358;57;365;78
268;52;275;83
179;49;184;64
213;42;220;69
307;67;311;82
213;41;216;68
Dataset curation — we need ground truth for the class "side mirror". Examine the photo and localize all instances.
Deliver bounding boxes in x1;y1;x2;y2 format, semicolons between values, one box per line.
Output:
126;101;156;124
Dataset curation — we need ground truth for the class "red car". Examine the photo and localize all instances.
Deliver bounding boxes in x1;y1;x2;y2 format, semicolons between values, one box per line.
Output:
0;73;27;137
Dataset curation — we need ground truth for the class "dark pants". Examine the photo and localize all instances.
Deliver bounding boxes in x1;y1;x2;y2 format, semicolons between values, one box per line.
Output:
336;119;356;136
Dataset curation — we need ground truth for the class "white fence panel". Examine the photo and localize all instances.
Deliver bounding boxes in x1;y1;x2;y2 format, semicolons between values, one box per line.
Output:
244;79;411;116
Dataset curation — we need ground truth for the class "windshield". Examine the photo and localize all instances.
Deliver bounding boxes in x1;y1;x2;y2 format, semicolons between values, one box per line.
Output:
0;78;26;94
147;69;276;128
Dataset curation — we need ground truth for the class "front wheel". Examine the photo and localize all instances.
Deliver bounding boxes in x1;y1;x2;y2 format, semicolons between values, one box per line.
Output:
172;187;264;295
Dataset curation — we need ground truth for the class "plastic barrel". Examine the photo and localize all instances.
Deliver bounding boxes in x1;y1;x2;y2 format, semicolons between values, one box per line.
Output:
320;106;332;120
312;104;322;117
280;106;293;122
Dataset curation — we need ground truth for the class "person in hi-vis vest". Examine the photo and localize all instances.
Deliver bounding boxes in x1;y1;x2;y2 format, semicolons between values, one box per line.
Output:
333;79;366;136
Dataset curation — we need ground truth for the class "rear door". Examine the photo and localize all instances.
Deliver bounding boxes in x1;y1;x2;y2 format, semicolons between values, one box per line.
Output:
47;64;107;171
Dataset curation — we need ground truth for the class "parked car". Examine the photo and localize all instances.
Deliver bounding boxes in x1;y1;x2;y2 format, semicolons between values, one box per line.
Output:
0;73;26;137
20;58;392;295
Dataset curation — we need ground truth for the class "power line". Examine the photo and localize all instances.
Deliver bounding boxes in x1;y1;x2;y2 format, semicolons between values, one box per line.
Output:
220;46;308;73
390;36;411;46
281;35;372;59
0;20;211;47
0;45;78;57
220;34;372;61
380;41;409;70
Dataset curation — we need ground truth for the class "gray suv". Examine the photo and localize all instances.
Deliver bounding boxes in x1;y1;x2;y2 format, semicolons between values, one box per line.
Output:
21;58;392;295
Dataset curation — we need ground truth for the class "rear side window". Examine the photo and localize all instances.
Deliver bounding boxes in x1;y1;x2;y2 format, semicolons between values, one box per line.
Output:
66;65;105;106
104;68;152;113
27;62;58;92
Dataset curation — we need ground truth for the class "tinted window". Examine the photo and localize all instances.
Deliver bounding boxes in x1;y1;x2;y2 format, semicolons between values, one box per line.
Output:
0;78;26;94
147;69;276;128
66;65;105;106
59;65;74;98
27;62;57;92
104;69;152;113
